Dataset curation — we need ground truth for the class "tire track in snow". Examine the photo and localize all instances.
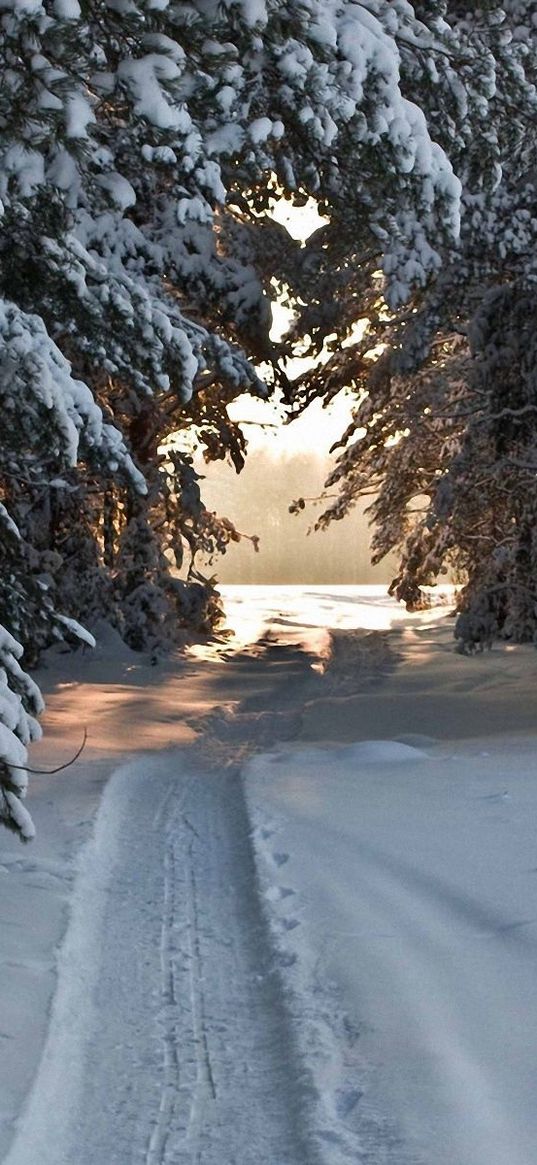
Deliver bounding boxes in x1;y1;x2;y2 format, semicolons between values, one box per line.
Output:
145;806;218;1165
154;759;321;1165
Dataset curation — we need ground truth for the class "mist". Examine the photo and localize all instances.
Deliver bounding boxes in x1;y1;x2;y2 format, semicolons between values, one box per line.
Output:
197;445;397;585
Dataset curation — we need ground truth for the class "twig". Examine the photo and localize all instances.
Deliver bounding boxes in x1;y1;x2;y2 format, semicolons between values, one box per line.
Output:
7;729;88;775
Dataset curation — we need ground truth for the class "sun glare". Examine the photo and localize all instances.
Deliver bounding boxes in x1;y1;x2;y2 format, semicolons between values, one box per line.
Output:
270;194;329;242
226;391;354;455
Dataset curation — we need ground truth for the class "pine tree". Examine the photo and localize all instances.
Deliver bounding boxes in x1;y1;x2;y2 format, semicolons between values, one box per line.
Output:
284;1;537;647
5;0;535;834
0;308;144;838
1;0;472;651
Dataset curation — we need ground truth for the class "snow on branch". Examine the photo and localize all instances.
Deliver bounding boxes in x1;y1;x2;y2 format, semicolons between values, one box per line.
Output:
0;624;44;842
0;300;146;493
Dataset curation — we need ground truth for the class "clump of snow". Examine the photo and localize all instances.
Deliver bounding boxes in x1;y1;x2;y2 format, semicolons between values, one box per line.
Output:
64;94;95;139
0;299;147;493
117;55;188;130
97;173;136;209
52;0;81;17
1;792;35;841
343;739;428;763
54;615;96;649
249;117;272;144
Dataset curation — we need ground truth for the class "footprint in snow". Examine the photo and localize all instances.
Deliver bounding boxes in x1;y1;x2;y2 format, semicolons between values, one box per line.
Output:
276;951;298;968
265;884;295;903
335;1088;363;1118
273;852;289;867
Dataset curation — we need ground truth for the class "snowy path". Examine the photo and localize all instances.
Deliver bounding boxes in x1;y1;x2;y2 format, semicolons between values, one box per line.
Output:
5;588;537;1165
13;735;537;1165
5;752;322;1165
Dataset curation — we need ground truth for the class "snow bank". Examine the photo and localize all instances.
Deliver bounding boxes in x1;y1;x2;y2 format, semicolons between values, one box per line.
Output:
246;735;537;1165
3;760;135;1165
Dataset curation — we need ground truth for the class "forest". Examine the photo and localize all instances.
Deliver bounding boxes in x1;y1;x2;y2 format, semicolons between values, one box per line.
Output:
1;0;537;837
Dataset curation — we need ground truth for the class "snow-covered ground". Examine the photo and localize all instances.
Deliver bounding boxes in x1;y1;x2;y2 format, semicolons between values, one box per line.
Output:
3;588;537;1164
248;739;537;1165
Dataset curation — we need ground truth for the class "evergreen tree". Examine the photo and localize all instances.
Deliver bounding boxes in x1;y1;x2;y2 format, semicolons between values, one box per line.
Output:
284;1;537;647
0;308;143;838
5;0;536;833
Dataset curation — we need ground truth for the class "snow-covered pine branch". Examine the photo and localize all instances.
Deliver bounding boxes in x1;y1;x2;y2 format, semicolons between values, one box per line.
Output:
0;623;44;842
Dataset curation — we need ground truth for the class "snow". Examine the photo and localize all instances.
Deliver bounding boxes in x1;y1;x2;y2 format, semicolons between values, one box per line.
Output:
0;147;44;198
247;732;537;1165
52;0;80;16
45;149;80;196
4;756;312;1165
97;172;136;209
0;722;27;771
0;503;20;539
0;300;146;492
1;793;35;841
64;94;95;139
3;759;126;1165
54;615;96;648
223;0;267;28
117;55;188;130
4;588;537;1163
0;621;44;839
249;116;273;144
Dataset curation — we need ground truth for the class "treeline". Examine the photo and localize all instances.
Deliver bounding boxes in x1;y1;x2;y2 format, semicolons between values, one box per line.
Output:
1;0;537;836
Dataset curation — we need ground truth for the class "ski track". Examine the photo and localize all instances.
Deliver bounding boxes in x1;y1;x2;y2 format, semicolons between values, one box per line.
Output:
5;752;324;1165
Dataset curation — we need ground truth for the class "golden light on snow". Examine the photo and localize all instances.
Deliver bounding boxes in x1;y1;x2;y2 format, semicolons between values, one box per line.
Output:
187;584;456;662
